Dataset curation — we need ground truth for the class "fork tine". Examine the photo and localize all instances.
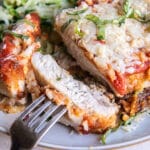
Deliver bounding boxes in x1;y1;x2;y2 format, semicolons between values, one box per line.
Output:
27;101;52;127
20;95;46;119
34;104;60;132
36;107;67;139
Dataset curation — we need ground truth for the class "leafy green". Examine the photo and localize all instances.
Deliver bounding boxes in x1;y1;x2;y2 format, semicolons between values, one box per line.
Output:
85;0;150;40
17;19;35;28
74;22;84;37
0;24;6;42
39;40;54;55
100;124;121;144
68;0;78;5
67;8;87;15
122;110;148;126
123;0;150;23
0;6;13;25
61;18;77;32
56;77;62;81
123;115;136;126
86;14;111;40
101;129;112;144
4;30;29;39
97;25;105;40
3;0;77;23
112;16;126;26
123;0;132;17
4;0;27;7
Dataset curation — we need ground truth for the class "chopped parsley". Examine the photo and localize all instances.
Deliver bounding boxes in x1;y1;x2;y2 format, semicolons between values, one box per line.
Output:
86;14;111;40
67;8;87;15
61;18;77;32
74;21;84;37
56;77;61;81
123;0;150;23
100;125;120;144
85;0;150;40
4;30;29;39
18;19;35;28
101;129;112;144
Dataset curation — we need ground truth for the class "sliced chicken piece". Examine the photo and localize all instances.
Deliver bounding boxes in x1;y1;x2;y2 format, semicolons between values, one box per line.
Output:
0;13;41;98
31;52;119;133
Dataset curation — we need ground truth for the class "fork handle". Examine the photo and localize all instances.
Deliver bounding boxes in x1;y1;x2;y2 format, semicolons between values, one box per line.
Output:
11;138;20;150
11;143;20;150
11;141;31;150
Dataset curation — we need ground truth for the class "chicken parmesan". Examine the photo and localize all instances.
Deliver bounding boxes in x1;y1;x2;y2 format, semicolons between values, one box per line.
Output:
0;13;41;112
31;52;119;133
55;0;150;97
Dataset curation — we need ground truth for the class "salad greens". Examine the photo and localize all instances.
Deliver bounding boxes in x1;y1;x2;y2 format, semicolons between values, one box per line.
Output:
3;0;77;22
0;0;77;41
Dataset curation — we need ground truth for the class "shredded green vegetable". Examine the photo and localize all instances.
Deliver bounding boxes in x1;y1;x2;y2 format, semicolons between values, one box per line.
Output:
85;0;150;40
4;30;29;39
61;18;77;32
123;0;150;23
86;14;111;40
3;0;77;23
17;19;35;27
74;21;84;37
101;129;112;144
100;124;121;144
67;8;87;15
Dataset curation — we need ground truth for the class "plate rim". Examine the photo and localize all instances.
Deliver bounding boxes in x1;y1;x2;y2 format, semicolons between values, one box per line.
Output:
0;124;150;150
0;127;149;150
39;135;150;150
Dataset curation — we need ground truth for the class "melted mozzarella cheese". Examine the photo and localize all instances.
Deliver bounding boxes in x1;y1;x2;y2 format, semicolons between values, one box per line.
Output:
56;1;150;74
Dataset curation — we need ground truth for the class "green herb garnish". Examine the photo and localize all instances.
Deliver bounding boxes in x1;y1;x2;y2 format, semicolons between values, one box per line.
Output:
123;0;150;23
4;30;29;39
18;19;35;28
67;8;87;15
56;77;61;81
123;115;135;126
86;14;111;40
112;16;126;26
100;124;121;145
74;22;84;37
61;18;77;32
101;129;112;144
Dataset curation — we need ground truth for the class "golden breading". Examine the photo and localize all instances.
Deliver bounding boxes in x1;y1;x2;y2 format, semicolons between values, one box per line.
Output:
0;13;41;98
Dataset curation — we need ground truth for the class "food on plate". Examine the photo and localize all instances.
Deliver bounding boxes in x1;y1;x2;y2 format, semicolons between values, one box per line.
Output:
2;0;77;23
0;13;41;112
31;52;119;133
55;0;150;98
0;0;149;143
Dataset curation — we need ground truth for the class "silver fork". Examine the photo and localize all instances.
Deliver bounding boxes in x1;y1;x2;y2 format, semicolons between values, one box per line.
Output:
10;94;67;150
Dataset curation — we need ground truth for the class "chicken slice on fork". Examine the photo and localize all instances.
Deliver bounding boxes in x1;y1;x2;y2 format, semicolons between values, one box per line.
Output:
31;52;119;133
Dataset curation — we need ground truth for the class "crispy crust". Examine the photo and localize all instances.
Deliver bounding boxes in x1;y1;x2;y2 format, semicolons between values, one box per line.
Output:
45;87;118;133
0;57;25;97
0;13;41;98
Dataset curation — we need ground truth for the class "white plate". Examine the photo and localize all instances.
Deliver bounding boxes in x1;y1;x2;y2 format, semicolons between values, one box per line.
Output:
0;111;150;150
